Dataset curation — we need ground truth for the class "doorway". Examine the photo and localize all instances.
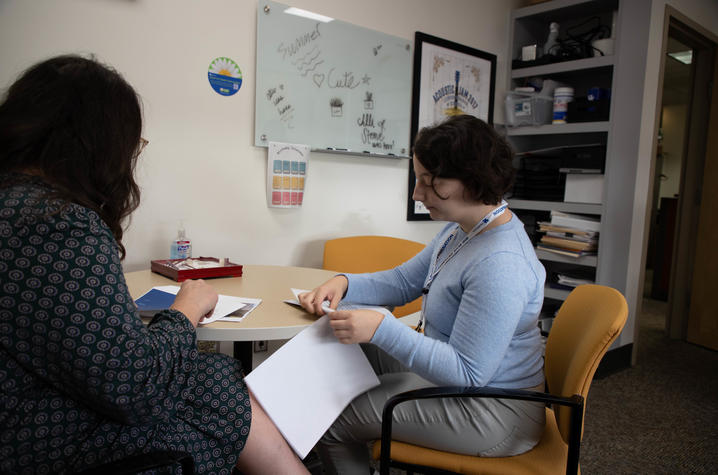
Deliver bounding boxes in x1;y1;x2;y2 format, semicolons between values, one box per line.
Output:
644;9;717;350
645;34;692;302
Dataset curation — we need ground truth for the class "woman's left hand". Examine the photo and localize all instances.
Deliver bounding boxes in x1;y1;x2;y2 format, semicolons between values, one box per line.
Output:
328;309;385;344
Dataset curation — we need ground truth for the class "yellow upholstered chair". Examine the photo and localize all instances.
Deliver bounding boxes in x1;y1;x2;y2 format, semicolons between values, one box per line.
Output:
373;284;629;475
322;235;425;317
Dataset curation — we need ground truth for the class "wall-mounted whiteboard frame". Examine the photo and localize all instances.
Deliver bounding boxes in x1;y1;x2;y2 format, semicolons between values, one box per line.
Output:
255;1;413;158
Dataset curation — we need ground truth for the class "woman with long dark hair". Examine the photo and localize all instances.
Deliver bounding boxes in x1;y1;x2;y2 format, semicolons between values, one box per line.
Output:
0;55;307;474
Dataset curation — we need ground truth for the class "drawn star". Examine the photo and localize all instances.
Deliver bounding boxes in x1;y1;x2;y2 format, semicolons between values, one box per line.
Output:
361;74;371;85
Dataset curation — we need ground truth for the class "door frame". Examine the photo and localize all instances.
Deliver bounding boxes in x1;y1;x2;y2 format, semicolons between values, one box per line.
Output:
636;6;717;348
664;13;716;340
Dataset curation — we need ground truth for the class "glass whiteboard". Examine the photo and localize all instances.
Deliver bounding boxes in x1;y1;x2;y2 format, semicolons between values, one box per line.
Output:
255;1;412;158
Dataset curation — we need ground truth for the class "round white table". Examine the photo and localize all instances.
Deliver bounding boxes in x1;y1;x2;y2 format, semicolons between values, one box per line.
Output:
125;265;338;341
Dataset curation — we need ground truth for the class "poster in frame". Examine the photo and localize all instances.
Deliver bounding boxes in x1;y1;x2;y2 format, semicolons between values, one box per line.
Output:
407;32;496;221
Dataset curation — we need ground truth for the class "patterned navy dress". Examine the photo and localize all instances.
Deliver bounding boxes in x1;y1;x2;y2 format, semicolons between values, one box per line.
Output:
0;174;251;474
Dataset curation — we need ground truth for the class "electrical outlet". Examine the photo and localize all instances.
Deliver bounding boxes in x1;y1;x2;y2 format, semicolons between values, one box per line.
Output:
254;340;268;353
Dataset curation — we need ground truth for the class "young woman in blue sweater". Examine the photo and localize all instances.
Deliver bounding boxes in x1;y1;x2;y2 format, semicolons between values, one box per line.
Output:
299;114;547;474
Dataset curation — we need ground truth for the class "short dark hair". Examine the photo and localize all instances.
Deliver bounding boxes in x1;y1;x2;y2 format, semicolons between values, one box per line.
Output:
0;54;142;259
413;114;515;205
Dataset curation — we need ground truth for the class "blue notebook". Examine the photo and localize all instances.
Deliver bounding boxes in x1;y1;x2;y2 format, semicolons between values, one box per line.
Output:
135;288;176;317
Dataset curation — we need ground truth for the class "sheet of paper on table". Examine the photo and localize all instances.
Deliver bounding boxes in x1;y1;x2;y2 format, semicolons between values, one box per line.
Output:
134;286;261;324
244;314;380;459
285;288;393;315
283;287;335;313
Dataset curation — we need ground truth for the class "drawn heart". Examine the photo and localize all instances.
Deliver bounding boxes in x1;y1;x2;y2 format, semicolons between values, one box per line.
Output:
312;73;325;88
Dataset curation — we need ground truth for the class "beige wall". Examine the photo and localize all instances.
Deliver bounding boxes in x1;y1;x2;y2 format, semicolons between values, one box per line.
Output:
0;0;521;272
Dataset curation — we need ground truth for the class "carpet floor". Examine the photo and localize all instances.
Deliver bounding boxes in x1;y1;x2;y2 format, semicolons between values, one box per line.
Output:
580;298;718;474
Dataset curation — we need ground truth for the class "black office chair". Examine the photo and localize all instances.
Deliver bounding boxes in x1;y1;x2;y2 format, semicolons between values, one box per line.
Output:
73;450;194;474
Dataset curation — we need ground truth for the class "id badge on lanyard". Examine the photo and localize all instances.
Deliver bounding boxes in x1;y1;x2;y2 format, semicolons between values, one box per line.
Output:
415;200;508;332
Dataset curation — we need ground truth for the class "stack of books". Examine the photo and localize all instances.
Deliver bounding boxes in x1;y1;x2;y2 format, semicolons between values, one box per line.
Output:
536;210;600;258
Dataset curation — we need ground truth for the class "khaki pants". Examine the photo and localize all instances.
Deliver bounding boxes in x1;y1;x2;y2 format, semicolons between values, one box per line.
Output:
316;344;545;475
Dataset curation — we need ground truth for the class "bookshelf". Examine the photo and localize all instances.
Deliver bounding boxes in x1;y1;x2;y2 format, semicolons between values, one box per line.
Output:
504;0;655;368
505;0;621;323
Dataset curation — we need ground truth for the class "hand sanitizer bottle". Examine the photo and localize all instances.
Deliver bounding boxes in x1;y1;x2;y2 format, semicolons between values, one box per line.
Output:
170;223;192;259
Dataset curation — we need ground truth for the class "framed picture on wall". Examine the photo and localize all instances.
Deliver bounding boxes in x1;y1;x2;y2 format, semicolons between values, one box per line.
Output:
407;32;496;221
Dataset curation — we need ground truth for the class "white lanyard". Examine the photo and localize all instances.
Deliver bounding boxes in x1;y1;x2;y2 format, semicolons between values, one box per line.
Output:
415;200;508;332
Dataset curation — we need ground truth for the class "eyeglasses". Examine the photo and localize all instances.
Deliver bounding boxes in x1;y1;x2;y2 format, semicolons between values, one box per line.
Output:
138;137;149;154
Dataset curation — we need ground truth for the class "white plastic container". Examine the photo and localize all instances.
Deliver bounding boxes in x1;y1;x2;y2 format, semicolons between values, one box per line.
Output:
552;87;574;124
505;91;553;126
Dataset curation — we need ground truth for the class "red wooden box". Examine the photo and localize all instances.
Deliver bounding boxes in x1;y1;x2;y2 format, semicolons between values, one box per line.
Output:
150;257;243;282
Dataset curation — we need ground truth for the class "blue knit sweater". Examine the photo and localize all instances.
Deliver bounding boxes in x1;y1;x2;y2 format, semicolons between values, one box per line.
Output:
344;214;546;389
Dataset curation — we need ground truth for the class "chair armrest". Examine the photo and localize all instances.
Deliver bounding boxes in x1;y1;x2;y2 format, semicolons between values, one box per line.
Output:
379;386;584;475
74;450;194;475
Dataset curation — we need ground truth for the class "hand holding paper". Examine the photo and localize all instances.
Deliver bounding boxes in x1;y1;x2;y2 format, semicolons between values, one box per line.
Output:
295;276;348;315
287;288;388;344
326;308;385;344
171;279;218;327
135;285;261;325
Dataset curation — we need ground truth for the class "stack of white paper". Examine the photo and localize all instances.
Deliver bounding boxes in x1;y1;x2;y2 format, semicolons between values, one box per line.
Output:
244;316;380;458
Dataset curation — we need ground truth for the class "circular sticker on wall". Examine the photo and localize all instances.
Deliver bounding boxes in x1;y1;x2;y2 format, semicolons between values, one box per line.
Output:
208;57;242;96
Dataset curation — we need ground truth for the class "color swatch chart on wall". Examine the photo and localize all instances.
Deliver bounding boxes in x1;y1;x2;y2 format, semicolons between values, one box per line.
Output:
267;141;308;208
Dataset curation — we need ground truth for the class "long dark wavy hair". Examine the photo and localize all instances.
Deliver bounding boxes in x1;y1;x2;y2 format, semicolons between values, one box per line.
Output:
413;114;515;205
0;55;142;259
